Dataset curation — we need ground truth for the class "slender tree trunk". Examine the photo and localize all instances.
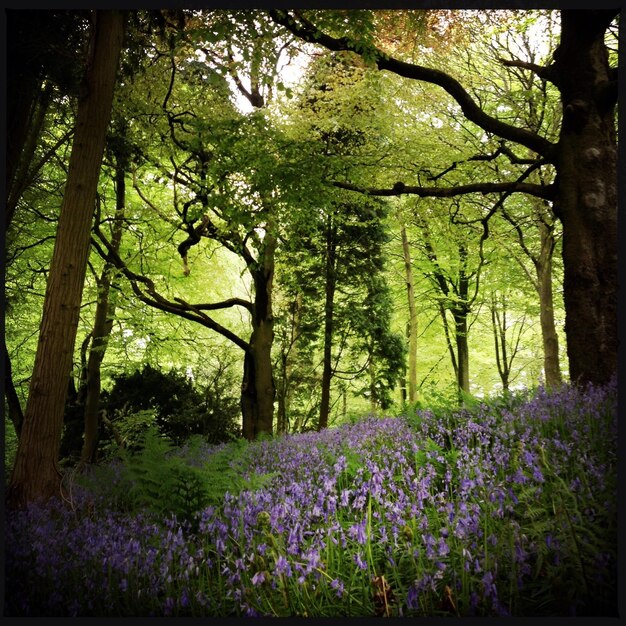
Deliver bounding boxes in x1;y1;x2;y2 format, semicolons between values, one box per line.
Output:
491;295;510;391
552;10;617;386
6;82;54;225
536;222;562;388
79;150;126;466
276;293;302;434
400;223;418;403
369;359;377;413
439;305;458;382
319;214;337;431
7;11;124;508
4;345;24;436
453;312;470;395
276;352;288;435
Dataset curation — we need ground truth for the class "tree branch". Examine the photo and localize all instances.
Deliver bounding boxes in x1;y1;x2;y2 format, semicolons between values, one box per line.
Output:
175;296;253;313
269;9;556;159
333;179;555;201
497;56;556;83
91;229;251;352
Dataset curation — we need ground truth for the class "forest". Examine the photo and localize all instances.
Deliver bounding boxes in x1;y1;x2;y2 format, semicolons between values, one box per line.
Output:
3;8;618;617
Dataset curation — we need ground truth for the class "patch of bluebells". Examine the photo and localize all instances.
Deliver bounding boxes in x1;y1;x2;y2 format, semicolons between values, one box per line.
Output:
4;379;617;616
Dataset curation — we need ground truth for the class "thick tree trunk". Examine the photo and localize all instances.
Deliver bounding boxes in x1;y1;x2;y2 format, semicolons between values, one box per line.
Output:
552;10;618;386
319;215;337;431
79;152;126;466
7;11;124;508
400;223;418;403
252;316;275;437
241;231;276;440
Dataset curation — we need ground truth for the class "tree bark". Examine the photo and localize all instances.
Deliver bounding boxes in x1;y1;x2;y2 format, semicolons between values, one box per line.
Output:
6;82;54;227
79;148;126;466
7;11;124;508
551;10;618;386
319;214;337;431
241;228;277;440
4;345;24;436
276;292;303;434
453;312;470;395
536;221;562;388
399;221;418;403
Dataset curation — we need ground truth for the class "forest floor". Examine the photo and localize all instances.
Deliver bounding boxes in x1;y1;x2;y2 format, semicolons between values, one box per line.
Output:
4;379;618;617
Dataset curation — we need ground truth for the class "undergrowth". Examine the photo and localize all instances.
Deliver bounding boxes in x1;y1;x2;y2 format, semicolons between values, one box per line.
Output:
5;380;617;617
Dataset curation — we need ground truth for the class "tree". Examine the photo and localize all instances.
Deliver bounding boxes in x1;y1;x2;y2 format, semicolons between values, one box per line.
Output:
7;10;125;507
79;123;130;466
500;195;563;387
489;290;528;391
273;52;404;428
270;9;618;386
397;213;418;405
411;199;489;397
89;12;310;440
5;11;89;439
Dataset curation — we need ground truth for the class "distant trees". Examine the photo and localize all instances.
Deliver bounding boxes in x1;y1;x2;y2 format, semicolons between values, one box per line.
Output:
271;8;618;387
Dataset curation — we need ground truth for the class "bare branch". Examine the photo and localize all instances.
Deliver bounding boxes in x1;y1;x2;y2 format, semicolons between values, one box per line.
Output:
497;56;556;83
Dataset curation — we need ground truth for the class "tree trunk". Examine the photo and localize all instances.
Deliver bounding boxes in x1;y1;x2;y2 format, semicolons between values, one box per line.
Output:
552;10;617;386
7;11;124;508
241;229;277;440
319;214;337;431
453;312;470;395
4;345;24;436
400;222;418;403
79;149;126;466
241;348;256;441
536;222;562;388
491;295;510;391
6;81;54;225
275;293;302;434
369;358;377;413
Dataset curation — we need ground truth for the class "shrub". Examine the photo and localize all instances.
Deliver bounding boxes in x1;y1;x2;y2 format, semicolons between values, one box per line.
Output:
101;365;240;447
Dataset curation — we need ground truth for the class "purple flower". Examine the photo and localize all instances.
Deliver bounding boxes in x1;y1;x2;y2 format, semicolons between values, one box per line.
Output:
353;552;368;570
274;555;292;577
330;578;345;597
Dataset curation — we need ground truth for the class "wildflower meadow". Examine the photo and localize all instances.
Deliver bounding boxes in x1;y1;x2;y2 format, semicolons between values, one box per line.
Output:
4;380;617;617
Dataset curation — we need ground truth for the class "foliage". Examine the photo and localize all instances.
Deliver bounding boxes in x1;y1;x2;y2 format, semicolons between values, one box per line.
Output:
101;365;240;447
5;380;617;616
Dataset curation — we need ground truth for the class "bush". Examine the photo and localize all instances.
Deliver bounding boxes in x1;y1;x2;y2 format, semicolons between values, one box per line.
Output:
101;365;240;448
